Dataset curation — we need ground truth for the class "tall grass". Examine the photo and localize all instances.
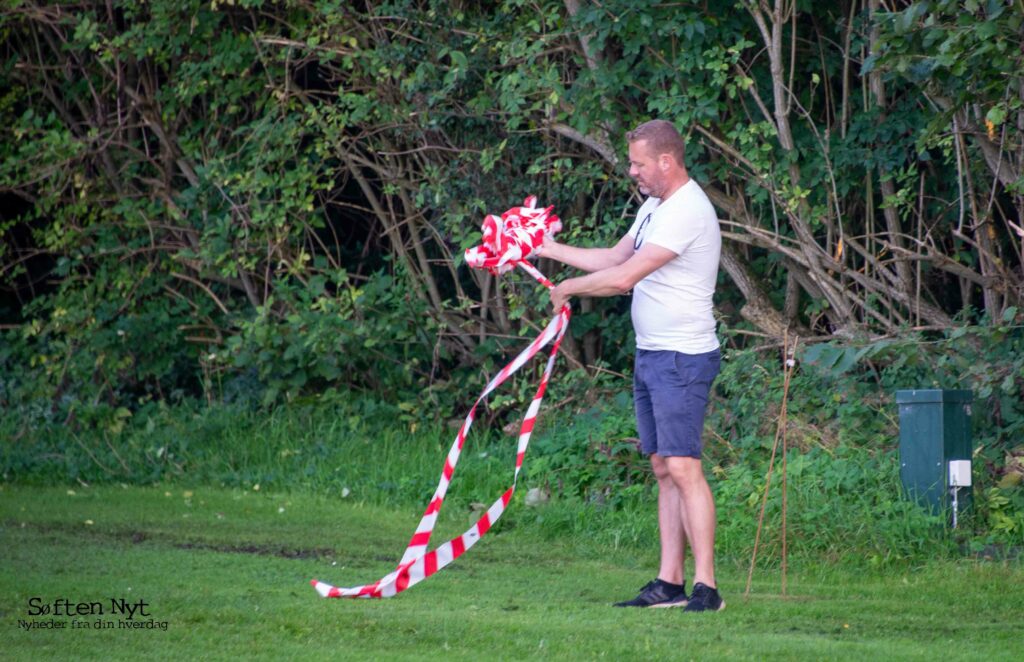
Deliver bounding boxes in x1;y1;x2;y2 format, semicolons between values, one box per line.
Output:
3;397;954;567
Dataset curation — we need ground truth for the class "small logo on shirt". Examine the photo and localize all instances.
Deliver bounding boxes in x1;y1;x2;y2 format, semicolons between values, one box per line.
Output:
634;212;652;250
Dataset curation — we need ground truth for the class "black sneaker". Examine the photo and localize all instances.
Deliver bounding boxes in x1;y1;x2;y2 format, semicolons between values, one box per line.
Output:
683;582;725;612
613;579;688;608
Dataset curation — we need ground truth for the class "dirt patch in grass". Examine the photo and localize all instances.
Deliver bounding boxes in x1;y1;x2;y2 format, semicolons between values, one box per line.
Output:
5;520;337;560
172;540;335;560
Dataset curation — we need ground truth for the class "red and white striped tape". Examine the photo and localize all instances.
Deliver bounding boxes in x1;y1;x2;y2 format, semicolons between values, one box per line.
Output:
312;198;568;599
464;196;562;274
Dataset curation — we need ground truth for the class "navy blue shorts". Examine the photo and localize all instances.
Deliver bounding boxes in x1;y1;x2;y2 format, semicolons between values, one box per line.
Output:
634;348;721;458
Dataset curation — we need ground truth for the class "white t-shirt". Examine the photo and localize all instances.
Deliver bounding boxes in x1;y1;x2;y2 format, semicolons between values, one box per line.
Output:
626;179;721;354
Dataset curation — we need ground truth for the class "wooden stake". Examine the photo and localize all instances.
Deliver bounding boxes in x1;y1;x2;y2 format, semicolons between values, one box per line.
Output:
782;336;798;595
745;331;798;599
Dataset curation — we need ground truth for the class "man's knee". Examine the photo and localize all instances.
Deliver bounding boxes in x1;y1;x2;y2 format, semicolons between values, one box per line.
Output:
666;456;706;489
650;453;672;482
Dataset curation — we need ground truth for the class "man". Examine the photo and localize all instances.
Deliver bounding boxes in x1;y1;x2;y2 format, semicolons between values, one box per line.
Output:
540;119;723;612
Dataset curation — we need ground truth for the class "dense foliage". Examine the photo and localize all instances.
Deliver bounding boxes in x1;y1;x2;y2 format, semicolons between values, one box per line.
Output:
1;2;1022;545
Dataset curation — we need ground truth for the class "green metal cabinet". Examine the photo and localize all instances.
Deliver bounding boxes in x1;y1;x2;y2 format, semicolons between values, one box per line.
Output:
895;389;973;513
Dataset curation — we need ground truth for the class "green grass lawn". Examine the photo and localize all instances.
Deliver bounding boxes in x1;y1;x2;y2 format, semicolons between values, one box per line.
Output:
2;484;1021;661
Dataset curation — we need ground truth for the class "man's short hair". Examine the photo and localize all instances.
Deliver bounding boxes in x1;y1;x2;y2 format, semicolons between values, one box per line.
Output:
626;120;685;166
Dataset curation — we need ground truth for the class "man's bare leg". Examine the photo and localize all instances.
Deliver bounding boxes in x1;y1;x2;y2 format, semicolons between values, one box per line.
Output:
665;455;716;588
651;453;691;585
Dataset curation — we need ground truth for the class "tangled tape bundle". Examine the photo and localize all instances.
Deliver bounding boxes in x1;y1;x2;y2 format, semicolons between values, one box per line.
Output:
464;196;562;274
311;196;570;599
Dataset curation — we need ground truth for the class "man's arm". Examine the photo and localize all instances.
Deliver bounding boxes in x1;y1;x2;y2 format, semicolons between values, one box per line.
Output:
540;235;635;273
550;243;677;310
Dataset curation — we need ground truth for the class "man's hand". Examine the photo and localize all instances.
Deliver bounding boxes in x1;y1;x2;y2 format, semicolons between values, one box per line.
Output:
550;282;571;312
534;238;557;261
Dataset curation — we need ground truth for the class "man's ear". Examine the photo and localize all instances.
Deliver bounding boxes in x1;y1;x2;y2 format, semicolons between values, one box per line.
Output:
658;153;672;172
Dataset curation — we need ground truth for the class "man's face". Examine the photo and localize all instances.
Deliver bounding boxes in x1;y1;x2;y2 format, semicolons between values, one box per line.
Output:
628;139;664;198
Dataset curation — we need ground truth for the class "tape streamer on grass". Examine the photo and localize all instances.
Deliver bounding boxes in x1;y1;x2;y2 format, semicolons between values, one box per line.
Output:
312;197;569;599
